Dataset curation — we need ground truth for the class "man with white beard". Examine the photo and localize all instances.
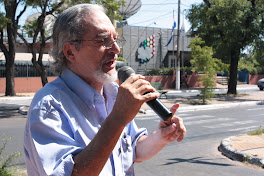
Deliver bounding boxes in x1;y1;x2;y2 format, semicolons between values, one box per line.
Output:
24;4;186;176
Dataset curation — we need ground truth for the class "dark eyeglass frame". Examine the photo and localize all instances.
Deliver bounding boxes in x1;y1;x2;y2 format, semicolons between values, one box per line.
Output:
70;37;125;49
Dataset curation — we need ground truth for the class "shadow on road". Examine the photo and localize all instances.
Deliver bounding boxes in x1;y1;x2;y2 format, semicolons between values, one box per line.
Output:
162;157;234;167
0;104;26;119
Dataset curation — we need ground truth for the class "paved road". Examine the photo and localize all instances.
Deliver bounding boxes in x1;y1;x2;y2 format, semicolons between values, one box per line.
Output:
134;104;264;176
0;99;263;175
0;103;27;169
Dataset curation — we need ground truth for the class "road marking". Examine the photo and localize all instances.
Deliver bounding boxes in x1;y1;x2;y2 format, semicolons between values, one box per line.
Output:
183;115;215;121
203;120;257;129
176;113;190;117
135;116;159;120
227;126;260;132
251;114;264;117
136;113;191;121
184;118;231;125
247;107;264;111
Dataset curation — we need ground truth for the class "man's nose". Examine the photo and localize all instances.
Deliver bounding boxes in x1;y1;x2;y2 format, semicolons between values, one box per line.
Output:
107;42;120;54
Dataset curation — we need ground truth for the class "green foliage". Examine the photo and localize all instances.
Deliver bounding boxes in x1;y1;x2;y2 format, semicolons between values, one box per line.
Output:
0;12;10;30
23;20;38;38
187;0;264;94
97;0;125;22
146;68;175;76
190;37;228;104
117;56;126;62
248;126;264;136
238;54;260;75
187;0;264;61
67;0;125;22
253;40;264;72
242;41;264;75
0;136;23;176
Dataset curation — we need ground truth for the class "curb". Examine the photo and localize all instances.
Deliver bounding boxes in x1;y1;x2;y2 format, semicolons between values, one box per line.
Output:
218;136;264;167
18;106;29;115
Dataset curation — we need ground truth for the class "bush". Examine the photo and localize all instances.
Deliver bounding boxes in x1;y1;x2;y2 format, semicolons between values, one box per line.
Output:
0;136;23;176
146;68;175;76
117;56;127;63
248;126;264;135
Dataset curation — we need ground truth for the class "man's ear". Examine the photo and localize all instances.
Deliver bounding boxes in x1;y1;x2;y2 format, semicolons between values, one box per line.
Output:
63;42;76;63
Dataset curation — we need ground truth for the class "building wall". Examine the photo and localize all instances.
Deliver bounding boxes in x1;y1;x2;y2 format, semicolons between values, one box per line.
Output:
0;77;57;93
0;74;218;94
120;26;192;74
248;74;264;84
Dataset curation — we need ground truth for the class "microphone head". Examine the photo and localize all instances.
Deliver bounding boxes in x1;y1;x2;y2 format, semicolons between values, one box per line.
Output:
118;66;135;83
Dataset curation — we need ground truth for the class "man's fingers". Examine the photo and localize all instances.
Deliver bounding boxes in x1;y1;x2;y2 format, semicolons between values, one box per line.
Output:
124;74;145;84
160;123;176;137
170;116;186;142
170;104;180;115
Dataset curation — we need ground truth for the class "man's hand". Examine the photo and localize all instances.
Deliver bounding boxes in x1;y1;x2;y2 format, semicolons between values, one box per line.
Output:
158;104;186;144
135;103;186;163
112;74;160;125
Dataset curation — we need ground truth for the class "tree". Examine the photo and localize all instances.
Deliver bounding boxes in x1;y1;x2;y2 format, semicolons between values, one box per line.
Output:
238;53;259;75
0;0;27;96
0;0;125;96
250;40;264;74
187;0;264;94
20;0;125;87
189;37;228;104
18;0;64;86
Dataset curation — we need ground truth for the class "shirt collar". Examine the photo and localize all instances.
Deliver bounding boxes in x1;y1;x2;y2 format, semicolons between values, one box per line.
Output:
60;68;118;108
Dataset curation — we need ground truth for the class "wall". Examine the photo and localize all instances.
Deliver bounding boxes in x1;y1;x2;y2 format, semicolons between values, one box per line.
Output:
141;73;216;89
121;26;192;73
248;74;264;84
5;73;258;94
145;75;175;89
0;77;57;93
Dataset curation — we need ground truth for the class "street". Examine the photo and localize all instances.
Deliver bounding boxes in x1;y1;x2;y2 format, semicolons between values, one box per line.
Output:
0;100;263;175
134;104;264;176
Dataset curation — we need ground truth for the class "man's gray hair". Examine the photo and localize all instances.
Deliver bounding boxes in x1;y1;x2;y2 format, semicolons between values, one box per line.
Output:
50;4;105;75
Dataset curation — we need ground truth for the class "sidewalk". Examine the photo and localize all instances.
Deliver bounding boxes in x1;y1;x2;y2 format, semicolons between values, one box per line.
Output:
1;84;264;168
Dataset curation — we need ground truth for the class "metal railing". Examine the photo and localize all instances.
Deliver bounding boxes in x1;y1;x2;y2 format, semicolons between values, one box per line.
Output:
0;63;55;78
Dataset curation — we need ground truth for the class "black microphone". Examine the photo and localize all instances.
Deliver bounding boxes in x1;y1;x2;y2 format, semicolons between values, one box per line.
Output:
118;66;173;121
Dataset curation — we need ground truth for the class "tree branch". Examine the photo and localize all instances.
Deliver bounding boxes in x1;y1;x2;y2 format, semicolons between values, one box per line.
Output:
46;1;64;15
16;31;32;52
0;30;9;57
16;4;27;26
203;0;211;8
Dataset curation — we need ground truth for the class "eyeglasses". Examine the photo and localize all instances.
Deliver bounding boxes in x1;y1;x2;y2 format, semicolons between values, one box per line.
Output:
70;36;126;49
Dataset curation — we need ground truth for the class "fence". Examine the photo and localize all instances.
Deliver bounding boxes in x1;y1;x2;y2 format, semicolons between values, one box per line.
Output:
0;62;55;78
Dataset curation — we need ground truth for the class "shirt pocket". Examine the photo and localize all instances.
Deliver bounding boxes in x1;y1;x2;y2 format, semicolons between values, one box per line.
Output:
121;135;133;172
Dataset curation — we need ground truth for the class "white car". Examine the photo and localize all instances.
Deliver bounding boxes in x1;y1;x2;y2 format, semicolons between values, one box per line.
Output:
257;78;264;90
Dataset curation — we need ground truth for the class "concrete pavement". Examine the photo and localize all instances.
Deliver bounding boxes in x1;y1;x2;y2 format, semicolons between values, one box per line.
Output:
1;84;264;168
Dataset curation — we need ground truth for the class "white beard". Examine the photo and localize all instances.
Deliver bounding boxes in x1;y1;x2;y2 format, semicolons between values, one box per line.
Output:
93;69;117;84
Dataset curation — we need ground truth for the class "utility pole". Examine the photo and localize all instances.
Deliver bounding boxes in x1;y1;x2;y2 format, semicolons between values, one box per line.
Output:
175;0;181;90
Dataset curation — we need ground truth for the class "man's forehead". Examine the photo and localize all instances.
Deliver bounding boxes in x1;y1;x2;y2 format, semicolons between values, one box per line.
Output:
96;31;118;38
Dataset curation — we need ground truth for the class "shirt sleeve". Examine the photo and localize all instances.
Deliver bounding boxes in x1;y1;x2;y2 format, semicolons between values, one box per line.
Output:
24;98;82;176
128;120;148;162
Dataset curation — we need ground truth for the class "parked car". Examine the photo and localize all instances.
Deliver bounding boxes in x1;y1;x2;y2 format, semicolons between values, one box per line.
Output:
257;78;264;90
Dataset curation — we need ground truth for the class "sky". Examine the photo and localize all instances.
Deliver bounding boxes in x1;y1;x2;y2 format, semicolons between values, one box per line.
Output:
126;0;203;30
13;0;204;30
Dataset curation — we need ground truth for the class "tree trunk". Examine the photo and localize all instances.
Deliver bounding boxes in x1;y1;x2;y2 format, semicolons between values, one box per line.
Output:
5;55;16;96
227;49;239;95
5;3;16;96
40;65;48;86
39;28;48;86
